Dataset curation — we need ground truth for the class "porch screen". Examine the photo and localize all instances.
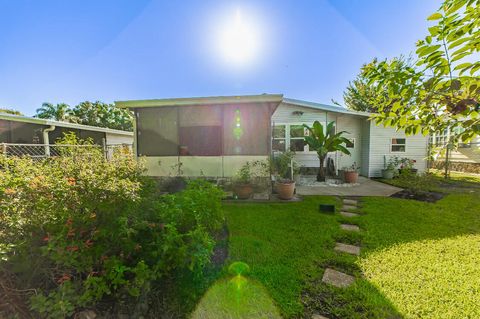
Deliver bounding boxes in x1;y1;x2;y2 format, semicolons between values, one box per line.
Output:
136;107;179;156
178;105;222;156
223;103;270;155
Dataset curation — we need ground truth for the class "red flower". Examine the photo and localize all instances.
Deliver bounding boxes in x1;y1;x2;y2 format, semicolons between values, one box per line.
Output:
43;235;50;242
66;177;76;186
84;239;94;248
57;274;71;284
66;246;79;252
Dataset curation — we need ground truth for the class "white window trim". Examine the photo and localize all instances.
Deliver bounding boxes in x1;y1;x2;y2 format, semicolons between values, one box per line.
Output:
273;123;312;153
390;137;407;153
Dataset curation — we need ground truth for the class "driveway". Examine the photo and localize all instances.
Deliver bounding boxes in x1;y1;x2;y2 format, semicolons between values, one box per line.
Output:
296;176;402;197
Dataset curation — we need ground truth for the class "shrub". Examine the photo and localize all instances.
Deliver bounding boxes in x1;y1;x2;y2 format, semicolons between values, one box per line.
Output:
0;135;224;318
394;171;437;194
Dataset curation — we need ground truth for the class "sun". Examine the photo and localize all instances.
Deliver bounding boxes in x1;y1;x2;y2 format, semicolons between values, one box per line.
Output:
217;9;259;67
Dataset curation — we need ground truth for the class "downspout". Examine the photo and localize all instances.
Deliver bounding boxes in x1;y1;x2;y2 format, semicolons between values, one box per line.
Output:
43;125;56;156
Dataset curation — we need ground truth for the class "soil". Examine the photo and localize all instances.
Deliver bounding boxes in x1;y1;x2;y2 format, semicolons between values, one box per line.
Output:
211;224;229;267
390;189;445;203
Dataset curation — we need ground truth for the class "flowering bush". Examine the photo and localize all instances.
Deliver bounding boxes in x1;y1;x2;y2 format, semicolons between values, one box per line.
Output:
0;135;224;318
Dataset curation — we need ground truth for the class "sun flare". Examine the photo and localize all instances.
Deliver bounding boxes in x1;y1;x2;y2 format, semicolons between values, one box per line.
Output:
217;9;260;67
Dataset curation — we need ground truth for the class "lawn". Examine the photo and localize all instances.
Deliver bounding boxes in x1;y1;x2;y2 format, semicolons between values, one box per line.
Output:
218;175;480;318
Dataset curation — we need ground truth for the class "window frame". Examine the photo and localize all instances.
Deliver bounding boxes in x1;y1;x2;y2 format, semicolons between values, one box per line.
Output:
272;123;312;153
390;137;407;153
272;124;287;152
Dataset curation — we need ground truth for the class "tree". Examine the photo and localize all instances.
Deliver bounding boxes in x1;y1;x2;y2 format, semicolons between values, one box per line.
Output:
303;121;351;182
359;0;480;147
35;103;71;121
70;101;133;131
343;56;413;112
0;108;23;116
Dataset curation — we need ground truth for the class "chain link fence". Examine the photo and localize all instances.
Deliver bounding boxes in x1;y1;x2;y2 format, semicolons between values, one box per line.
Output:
1;143;133;161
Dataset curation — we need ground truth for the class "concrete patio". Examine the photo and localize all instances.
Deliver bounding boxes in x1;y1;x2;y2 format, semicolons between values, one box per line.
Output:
296;176;402;197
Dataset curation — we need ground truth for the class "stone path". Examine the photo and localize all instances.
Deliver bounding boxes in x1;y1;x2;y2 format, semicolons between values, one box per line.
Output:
340;211;359;218
315;197;365;318
334;242;360;255
340;224;360;232
321;268;355;288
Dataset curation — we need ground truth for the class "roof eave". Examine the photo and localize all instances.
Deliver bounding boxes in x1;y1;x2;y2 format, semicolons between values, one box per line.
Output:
115;94;284;109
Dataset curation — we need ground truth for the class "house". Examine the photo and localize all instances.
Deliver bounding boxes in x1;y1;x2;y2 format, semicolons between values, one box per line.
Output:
116;94;429;178
0;113;133;146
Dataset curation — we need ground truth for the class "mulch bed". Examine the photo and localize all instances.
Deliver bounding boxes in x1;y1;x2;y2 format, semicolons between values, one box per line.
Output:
390;190;445;203
211;225;229;267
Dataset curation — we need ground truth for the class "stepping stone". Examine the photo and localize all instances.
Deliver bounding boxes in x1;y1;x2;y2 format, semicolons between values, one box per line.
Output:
322;268;355;288
340;211;359;218
342;205;357;211
312;314;329;319
341;224;360;232
334;242;360;255
343;199;358;205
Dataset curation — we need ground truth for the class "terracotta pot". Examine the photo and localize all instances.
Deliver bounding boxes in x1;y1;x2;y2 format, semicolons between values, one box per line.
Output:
234;184;253;199
343;171;358;183
275;181;296;200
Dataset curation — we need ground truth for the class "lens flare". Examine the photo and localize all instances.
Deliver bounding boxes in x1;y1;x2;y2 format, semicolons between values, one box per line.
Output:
217;9;260;67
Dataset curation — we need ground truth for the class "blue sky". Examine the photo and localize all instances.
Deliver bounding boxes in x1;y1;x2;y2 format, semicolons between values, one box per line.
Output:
0;0;439;115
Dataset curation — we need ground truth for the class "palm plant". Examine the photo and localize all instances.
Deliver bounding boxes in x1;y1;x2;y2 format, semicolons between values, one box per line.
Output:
303;121;351;181
35;103;71;121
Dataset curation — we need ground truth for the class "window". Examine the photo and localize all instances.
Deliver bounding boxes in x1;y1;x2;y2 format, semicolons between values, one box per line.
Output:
289;125;306;152
346;138;355;149
391;138;406;152
272;125;286;152
178;105;222;156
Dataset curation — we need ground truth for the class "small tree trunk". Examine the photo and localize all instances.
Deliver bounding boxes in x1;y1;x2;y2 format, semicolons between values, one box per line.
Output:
317;156;326;182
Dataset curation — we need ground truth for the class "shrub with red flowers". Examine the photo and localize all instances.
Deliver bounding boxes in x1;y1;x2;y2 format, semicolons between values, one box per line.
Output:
0;134;224;318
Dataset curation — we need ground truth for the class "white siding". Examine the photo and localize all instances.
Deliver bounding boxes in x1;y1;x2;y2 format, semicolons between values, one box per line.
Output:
105;132;134;145
367;123;429;177
272;103;366;172
360;120;370;176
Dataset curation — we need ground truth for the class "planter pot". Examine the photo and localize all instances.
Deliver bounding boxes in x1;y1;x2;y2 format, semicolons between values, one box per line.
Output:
343;171;359;183
275;181;296;200
381;169;395;180
234;184;253;199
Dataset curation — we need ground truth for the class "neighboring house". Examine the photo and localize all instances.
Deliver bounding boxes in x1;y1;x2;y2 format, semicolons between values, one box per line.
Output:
431;129;480;163
116;94;429;178
0;113;133;146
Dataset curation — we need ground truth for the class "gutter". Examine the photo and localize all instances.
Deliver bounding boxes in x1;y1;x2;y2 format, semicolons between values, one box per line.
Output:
42;125;56;156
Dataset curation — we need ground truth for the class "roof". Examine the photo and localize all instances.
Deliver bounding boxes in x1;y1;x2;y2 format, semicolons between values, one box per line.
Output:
115;94;370;117
282;98;371;117
115;94;284;108
0;113;133;136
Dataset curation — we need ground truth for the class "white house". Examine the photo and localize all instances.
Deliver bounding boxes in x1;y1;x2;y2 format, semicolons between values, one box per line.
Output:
116;94;429;178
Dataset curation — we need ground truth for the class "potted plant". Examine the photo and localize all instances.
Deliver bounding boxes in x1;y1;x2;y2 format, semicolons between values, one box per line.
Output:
343;162;360;183
399;157;417;175
271;151;300;200
382;156;399;179
303;121;351;182
233;160;269;199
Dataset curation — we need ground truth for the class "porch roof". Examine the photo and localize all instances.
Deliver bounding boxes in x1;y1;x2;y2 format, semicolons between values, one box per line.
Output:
115;94;284;109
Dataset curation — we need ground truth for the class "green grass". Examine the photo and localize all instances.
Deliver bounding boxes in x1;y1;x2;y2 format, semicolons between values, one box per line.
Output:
216;174;480;318
191;276;281;319
223;197;399;318
358;192;480;318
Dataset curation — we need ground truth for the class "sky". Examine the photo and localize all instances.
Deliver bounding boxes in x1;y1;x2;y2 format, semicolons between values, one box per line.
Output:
0;0;440;116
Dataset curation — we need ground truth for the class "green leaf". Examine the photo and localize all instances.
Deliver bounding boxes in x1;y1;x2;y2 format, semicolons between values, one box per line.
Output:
427;12;443;20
